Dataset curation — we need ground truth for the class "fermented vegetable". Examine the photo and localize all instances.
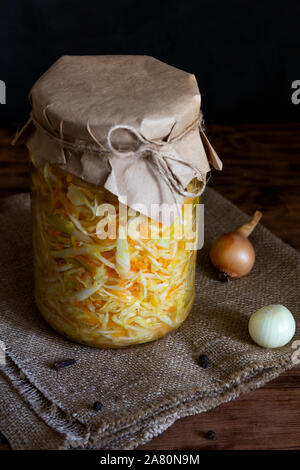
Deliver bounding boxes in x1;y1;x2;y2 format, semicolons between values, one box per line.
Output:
30;158;199;347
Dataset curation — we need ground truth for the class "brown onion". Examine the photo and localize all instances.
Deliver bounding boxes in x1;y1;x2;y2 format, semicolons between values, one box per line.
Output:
210;211;262;280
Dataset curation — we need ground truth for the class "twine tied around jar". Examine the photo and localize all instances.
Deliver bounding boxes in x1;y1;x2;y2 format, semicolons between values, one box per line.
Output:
104;121;207;200
13;112;210;208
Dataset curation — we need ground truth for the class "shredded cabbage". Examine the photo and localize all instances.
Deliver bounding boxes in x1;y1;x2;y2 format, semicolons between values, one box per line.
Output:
30;159;199;347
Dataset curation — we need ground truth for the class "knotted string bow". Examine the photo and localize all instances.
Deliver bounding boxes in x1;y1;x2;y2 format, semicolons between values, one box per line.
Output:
13;113;208;212
106;123;206;201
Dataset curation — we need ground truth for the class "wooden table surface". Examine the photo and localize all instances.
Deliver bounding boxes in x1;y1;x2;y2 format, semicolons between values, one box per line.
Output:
0;124;299;450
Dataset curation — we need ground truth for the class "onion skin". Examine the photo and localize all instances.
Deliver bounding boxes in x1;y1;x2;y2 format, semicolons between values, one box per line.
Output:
248;304;296;348
209;232;255;279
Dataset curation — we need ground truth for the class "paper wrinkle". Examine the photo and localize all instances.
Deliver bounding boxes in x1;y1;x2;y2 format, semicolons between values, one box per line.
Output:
15;55;222;224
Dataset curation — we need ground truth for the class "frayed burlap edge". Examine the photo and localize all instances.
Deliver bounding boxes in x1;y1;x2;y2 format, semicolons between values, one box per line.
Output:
1;347;294;450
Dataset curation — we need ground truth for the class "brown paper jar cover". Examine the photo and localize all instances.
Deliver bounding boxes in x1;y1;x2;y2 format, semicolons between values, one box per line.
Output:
16;55;222;224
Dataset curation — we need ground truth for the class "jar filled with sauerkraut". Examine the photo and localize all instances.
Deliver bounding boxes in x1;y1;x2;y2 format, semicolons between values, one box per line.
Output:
17;55;222;348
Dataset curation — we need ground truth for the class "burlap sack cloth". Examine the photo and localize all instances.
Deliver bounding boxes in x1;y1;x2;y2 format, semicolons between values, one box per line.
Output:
0;189;299;450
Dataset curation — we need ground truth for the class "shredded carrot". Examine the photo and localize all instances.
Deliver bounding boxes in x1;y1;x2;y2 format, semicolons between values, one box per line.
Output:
46;228;61;238
51;186;60;209
106;267;116;277
167;281;184;297
81;316;102;327
131;259;150;271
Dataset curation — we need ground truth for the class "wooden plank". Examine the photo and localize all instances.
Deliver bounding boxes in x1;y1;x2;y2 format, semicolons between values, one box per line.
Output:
206;123;300;251
1;125;300;450
0;444;9;450
0;434;9;450
139;377;300;450
0;128;29;197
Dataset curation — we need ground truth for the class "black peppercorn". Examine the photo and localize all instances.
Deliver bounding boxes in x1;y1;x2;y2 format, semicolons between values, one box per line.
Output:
53;358;76;370
198;354;210;369
93;401;103;411
205;430;216;440
218;271;229;282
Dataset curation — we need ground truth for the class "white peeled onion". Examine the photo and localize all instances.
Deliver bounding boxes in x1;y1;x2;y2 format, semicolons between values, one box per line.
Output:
248;304;296;348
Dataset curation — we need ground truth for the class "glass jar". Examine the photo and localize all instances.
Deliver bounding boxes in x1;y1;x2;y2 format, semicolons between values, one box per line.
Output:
30;158;200;348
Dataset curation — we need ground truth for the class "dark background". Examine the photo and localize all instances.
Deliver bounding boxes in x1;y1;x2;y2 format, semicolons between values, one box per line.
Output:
0;0;300;126
1;1;300;453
